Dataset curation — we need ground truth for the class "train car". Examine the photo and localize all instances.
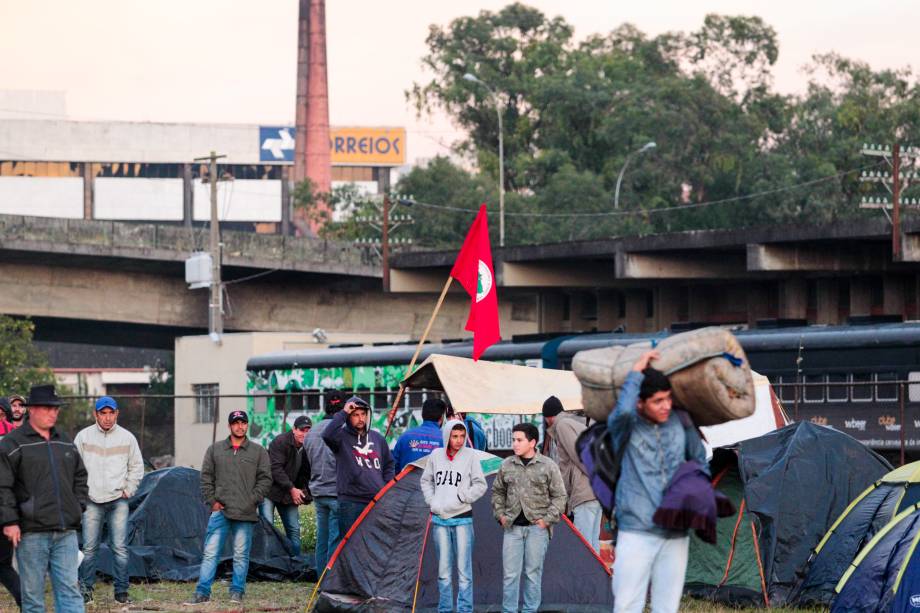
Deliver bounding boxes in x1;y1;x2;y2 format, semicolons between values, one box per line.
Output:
244;338;552;450
245;321;920;453
553;322;920;453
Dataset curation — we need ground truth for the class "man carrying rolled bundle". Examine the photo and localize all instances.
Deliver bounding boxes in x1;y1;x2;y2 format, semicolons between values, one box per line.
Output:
607;350;707;613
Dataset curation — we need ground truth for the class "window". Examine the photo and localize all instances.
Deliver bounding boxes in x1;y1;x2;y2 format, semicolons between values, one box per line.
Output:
274;390;305;414
252;395;268;414
775;376;797;403
827;373;848;402
305;390;321;413
876;372;898;402
193;383;219;423
803;375;825;403
910;372;920;403
852;373;873;402
374;388;390;411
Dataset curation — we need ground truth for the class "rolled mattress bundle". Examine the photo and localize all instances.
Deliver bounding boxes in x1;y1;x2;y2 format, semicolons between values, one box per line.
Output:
572;327;755;426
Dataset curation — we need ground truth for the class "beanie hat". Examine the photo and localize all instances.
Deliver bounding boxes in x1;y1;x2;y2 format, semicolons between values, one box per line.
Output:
542;395;564;418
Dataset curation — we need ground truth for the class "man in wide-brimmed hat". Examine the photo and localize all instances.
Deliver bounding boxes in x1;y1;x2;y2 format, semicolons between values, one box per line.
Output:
0;384;89;613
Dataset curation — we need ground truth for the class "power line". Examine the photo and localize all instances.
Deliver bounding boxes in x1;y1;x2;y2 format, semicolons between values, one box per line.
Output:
402;162;886;219
223;268;281;286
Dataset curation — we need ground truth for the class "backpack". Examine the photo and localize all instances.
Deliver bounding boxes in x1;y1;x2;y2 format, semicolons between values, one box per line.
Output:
575;409;698;518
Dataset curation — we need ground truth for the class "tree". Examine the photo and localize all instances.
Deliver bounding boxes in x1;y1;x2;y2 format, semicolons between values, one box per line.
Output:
0;316;53;394
393;5;920;245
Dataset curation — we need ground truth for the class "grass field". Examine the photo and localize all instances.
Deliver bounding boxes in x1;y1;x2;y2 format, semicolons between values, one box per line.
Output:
0;580;828;612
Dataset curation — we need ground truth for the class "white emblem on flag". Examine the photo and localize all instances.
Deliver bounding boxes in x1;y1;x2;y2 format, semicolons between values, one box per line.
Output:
476;260;492;303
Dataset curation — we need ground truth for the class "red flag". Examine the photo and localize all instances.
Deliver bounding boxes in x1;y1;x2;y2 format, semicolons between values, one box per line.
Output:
450;204;501;360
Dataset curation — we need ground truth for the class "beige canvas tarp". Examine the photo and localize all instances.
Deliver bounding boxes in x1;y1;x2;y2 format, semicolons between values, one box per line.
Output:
402;353;582;415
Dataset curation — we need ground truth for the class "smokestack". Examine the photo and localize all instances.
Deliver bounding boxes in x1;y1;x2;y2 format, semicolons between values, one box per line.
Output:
293;0;331;235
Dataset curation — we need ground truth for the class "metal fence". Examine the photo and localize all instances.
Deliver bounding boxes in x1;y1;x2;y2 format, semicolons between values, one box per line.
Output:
53;379;920;468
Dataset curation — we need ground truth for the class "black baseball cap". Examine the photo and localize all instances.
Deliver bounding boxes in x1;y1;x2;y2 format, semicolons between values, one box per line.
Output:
293;415;312;430
228;410;249;424
346;396;370;412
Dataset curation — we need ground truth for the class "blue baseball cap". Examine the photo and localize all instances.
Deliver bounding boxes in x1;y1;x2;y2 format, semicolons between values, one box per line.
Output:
95;396;118;412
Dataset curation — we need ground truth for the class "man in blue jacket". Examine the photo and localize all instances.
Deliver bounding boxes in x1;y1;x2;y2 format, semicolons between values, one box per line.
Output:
322;396;395;536
607;350;707;613
392;398;446;471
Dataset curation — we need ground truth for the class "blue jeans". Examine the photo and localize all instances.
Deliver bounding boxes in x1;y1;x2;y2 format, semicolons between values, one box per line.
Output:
79;498;130;595
313;496;340;572
337;499;367;539
260;499;301;555
501;524;549;613
17;530;84;613
195;511;255;597
432;522;474;613
573;500;603;554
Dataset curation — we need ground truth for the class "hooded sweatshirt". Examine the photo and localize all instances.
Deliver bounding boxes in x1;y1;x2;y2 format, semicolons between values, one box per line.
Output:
322;407;395;504
420;420;487;526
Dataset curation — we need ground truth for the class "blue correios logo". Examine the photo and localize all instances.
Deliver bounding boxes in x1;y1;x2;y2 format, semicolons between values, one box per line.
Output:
259;127;295;162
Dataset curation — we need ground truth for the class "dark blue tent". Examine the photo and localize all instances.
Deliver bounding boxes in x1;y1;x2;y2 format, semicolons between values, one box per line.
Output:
793;461;920;606
310;456;612;613
93;466;306;582
832;503;920;612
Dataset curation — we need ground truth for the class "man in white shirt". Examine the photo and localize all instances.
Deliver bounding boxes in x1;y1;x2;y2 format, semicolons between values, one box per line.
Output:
73;396;144;605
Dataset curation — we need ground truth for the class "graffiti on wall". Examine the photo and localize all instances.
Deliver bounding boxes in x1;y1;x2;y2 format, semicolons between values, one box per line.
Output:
245;364;539;450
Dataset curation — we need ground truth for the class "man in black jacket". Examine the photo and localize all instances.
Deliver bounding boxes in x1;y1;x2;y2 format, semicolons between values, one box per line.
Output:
260;415;312;556
0;384;88;613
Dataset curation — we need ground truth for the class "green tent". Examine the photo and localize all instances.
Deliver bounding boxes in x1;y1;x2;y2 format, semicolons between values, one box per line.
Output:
685;453;770;606
683;423;890;608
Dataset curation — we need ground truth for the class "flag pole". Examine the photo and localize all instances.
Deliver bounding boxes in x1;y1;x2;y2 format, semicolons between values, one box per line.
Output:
385;276;453;437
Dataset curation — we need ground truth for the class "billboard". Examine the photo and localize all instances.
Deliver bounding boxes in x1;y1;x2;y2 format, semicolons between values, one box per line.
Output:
259;126;406;166
330;127;406;166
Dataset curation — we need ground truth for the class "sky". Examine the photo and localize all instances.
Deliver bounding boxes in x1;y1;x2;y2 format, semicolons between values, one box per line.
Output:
0;0;916;164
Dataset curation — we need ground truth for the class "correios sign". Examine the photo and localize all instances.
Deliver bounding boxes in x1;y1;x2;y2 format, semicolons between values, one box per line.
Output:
258;126;406;165
330;127;406;166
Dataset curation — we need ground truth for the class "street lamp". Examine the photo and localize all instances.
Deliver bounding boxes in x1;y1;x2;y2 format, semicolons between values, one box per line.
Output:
463;72;505;247
614;141;656;209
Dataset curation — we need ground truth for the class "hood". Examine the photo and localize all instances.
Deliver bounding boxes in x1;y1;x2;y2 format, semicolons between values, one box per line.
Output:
343;407;371;436
441;418;468;448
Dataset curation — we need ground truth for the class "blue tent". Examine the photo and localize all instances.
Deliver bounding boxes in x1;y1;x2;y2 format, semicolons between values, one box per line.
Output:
793;461;920;606
832;502;920;612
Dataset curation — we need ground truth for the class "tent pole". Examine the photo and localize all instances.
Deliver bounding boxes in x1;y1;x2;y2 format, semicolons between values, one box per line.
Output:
411;515;434;613
385;276;454;437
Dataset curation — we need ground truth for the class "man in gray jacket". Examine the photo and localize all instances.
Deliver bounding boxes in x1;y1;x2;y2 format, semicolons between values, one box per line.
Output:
543;396;601;552
303;389;344;573
492;423;567;613
421;419;487;613
187;410;271;605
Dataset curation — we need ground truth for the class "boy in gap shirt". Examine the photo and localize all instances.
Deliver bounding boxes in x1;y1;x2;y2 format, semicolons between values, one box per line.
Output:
421;419;487;613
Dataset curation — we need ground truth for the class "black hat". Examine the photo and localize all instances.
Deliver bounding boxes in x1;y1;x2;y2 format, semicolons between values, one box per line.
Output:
542;395;564;418
228;410;249;424
325;389;346;414
293;415;312;430
346;396;370;412
25;384;63;407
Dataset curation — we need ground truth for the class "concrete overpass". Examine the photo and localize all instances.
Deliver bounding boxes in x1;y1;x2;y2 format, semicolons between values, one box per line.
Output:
390;217;920;333
0;214;538;348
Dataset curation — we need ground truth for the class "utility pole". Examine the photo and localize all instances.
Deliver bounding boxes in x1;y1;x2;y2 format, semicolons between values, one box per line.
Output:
354;193;414;289
381;192;390;291
194;151;227;342
859;143;919;261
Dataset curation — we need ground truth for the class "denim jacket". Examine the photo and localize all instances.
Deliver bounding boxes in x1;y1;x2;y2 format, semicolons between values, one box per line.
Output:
606;371;707;536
